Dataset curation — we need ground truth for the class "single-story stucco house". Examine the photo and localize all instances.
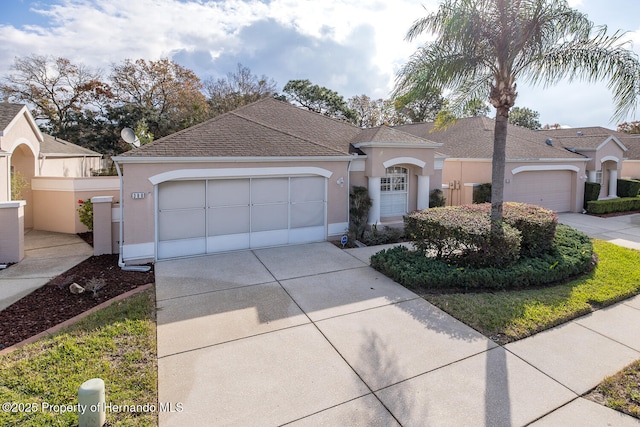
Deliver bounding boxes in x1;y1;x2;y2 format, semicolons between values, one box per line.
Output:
397;117;593;212
538;126;640;193
0;102;110;262
113;97;444;262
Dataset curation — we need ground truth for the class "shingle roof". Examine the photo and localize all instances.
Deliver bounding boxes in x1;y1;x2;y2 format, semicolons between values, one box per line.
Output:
350;125;440;145
397;117;585;160
539;126;640;160
41;134;102;156
119;97;363;158
0;103;27;132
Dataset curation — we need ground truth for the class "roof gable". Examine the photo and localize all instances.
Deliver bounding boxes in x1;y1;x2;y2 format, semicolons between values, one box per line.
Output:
0;103;43;143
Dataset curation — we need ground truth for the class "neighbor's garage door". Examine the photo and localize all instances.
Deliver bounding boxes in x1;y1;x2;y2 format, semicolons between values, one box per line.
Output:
509;170;572;212
157;176;326;259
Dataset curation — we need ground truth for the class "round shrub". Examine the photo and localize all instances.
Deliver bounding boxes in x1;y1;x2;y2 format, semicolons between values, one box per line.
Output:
461;202;557;257
405;206;521;268
371;224;593;290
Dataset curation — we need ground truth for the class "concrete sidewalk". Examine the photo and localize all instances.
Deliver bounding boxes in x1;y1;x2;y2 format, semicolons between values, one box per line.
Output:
155;241;640;426
0;230;93;311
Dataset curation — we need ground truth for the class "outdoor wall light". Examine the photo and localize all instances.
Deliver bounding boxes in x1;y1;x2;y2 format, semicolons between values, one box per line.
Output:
337;177;344;187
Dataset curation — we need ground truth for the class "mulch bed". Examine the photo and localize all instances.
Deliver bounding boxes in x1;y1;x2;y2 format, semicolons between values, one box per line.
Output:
0;254;154;350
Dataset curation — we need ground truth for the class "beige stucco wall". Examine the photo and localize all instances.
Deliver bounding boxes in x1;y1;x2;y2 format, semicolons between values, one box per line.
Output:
360;146;436;178
442;159;587;212
0;201;25;263
40;156;103;178
118;159;352;258
622;160;640;179
0;156;8;201
31;177;119;233
442;159;492;206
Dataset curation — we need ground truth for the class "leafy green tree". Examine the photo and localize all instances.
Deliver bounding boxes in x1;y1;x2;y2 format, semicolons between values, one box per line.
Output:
396;0;640;227
283;79;356;123
393;83;444;123
509;107;542;130
204;63;278;117
463;98;490;117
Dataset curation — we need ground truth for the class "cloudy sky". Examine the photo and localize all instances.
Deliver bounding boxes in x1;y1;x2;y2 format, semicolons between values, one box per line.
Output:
1;0;639;128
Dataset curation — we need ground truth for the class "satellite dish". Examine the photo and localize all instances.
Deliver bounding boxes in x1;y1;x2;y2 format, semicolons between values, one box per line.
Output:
120;128;140;147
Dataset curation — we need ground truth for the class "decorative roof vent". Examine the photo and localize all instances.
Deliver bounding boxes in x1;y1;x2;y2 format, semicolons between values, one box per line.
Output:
577;131;583;136
545;138;553;146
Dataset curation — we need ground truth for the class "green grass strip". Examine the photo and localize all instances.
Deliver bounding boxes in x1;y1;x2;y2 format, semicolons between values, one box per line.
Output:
0;290;157;427
423;240;640;344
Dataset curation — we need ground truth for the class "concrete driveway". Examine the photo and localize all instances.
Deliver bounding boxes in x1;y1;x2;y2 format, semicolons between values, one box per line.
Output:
155;241;640;426
558;212;640;250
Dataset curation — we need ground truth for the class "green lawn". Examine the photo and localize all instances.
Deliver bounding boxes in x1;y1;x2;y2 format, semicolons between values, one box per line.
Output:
590;359;640;419
0;290;157;427
423;239;640;344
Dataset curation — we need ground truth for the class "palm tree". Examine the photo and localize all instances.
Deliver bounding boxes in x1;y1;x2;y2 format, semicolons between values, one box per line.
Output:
395;0;640;228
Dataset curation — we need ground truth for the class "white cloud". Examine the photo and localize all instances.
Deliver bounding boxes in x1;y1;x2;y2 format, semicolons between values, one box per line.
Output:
0;0;639;126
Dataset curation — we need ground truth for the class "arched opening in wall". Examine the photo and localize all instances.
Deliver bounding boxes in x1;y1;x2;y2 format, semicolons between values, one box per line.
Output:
11;143;36;229
380;166;408;217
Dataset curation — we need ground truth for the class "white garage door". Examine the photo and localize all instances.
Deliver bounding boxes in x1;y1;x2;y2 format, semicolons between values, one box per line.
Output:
509;170;572;212
157;176;326;259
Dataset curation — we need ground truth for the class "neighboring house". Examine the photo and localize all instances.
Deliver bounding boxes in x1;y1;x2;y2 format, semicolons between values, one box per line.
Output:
113;97;443;262
539;127;639;196
0;103;103;227
397;117;589;212
0;103;108;263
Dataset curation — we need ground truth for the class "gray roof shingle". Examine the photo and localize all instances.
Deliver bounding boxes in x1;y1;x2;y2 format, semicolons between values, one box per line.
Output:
119;98;362;158
397;117;586;160
0;103;27;132
41;134;102;156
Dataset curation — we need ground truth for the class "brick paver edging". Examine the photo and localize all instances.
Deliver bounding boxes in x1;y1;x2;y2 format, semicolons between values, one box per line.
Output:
0;283;154;356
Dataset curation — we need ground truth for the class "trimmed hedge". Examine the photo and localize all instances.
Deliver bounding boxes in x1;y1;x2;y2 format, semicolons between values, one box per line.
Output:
584;181;601;210
462;203;557;258
473;183;492;204
371;224;593;290
617;179;640;198
404;206;521;268
587;197;640;214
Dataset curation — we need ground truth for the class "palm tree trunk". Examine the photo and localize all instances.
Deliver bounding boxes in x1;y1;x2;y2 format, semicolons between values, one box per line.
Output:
490;106;509;231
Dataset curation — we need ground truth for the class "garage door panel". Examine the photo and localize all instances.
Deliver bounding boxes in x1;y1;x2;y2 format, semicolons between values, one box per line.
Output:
158;176;327;259
291;177;324;202
251;230;288;248
208;179;250;207
252;178;289;204
291;201;324;228
207;234;251;252
208;206;250;236
252;203;288;232
510;171;572;212
158;209;205;240
159;181;205;210
158;238;206;259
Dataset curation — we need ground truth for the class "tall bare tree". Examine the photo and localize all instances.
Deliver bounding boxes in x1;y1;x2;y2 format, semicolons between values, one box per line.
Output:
204;63;278;116
0;54;112;139
110;58;209;137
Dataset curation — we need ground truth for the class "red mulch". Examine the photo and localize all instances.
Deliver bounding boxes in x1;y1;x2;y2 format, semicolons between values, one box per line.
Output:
0;254;154;350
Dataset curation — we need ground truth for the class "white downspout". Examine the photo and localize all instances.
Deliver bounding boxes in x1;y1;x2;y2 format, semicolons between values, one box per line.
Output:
115;159;150;272
346;157;353;234
6;154;11;200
